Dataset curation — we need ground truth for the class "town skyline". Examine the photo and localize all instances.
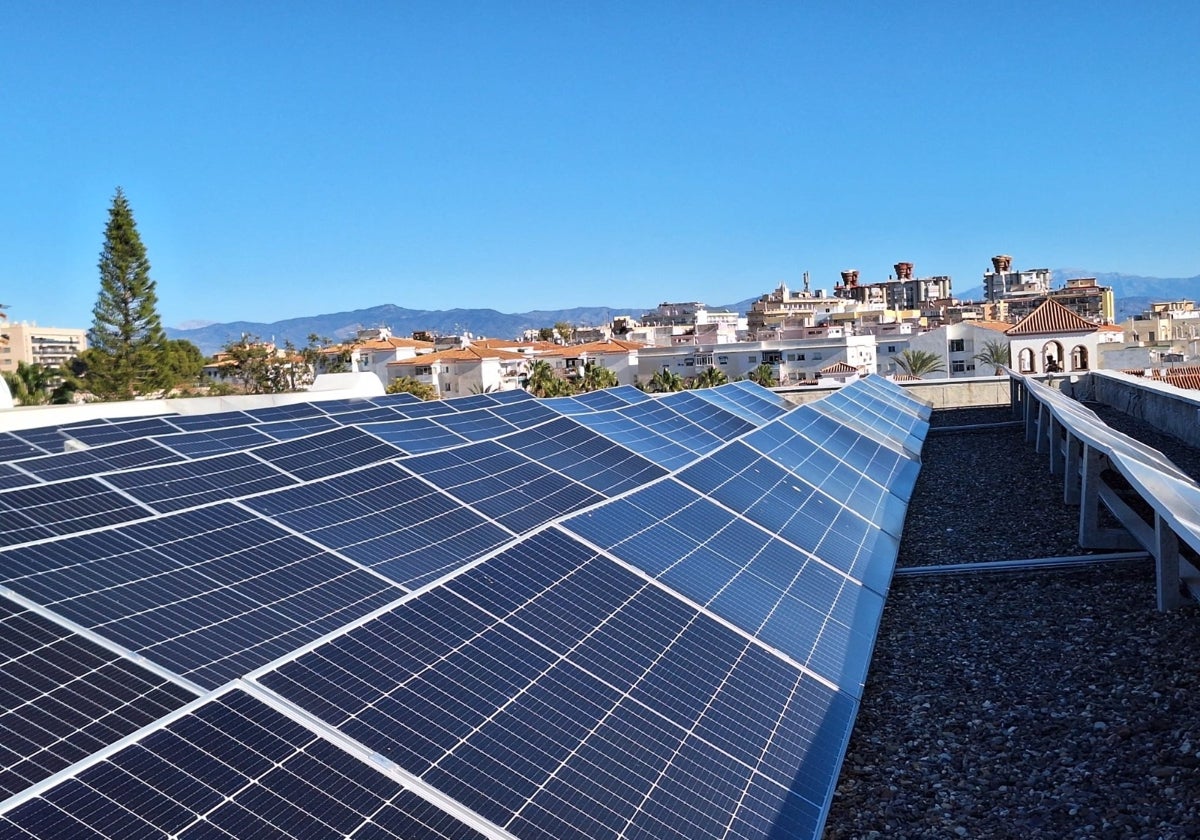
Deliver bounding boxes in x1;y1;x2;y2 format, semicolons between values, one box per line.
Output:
7;4;1198;330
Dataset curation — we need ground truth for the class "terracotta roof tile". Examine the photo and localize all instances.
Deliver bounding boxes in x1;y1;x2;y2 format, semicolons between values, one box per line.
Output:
819;361;859;374
1006;298;1099;336
538;338;645;357
387;346;527;367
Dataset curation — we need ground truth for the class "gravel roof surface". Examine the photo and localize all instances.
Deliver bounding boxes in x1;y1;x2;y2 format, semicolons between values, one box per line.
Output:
826;402;1200;839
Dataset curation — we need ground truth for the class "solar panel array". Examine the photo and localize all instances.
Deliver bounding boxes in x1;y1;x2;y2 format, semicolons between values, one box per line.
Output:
0;378;929;839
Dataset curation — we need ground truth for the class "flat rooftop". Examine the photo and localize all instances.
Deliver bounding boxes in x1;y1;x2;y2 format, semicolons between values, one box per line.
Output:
827;405;1200;839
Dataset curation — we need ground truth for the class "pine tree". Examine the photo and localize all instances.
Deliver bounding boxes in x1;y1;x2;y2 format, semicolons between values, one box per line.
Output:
86;187;167;399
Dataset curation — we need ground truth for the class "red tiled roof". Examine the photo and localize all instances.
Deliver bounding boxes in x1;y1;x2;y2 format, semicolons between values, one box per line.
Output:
1006;298;1098;336
538;339;645;357
819;361;859;374
387;346;526;367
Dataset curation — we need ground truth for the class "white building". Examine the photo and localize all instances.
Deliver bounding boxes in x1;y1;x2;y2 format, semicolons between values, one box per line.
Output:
536;339;643;386
897;321;1013;379
637;335;877;386
0;323;87;375
1006;298;1124;375
386;345;528;397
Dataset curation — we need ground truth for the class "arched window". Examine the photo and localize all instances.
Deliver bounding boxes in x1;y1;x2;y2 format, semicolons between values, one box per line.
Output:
1071;345;1089;371
1042;341;1064;373
1019;348;1036;373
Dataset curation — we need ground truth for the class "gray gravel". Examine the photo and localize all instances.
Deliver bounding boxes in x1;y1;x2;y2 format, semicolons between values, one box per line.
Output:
826;403;1200;839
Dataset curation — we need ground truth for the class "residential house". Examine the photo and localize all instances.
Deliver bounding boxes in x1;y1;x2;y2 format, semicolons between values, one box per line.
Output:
386;345;527;397
319;329;434;382
536;338;644;387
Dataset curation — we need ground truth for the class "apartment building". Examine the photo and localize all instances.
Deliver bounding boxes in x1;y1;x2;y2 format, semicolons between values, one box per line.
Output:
637;334;877;386
0;323;87;374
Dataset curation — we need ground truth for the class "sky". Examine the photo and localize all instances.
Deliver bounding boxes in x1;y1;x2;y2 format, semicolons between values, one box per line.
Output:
4;2;1199;330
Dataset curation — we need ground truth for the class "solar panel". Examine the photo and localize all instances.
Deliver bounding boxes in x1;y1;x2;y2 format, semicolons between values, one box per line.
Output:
0;478;152;546
7;427;68;454
499;416;670;496
254;426;404;481
0;596;197;798
569;411;697;470
163;409;256;432
13;438;182;483
357;417;470;454
102;451;298;513
60;416;183;447
0;504;403;688
0;432;48;461
400;441;603;532
427;407;518;441
0;378;929;840
0;688;490;839
254;414;343;440
244;463;513;589
152;424;277;458
256;528;853;840
0;463;39;490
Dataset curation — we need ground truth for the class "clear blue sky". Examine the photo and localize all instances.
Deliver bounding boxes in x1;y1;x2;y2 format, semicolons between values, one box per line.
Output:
5;2;1198;330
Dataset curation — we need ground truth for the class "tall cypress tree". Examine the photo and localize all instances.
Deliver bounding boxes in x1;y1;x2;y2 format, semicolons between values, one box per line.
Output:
87;187;167;399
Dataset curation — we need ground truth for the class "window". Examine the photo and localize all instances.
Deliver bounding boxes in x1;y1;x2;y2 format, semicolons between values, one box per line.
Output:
695;354;713;366
887;345;897;353
763;351;783;364
949;339;965;352
415;366;432;376
717;355;728;365
951;360;966;373
748;356;756;363
812;352;823;361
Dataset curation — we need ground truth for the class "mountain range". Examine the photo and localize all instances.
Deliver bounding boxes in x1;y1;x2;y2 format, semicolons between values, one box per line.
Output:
167;272;1200;356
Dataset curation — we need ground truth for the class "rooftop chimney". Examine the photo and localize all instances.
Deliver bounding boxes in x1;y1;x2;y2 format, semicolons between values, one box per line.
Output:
894;262;914;280
992;255;1012;273
840;269;859;287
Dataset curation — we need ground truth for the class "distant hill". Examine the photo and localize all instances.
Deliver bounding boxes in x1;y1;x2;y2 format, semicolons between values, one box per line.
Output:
168;297;765;356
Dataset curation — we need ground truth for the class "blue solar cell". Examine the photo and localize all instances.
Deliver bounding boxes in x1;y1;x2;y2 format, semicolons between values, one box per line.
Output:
0;598;197;798
569;411;696;470
389;400;463;419
0;463;38;490
245;463;513;588
244;402;328;422
153;424;277;458
430;408;518;441
401;441;603;532
164;409;256;432
254;414;342;440
0;432;47;461
256;528;857;840
0;478;150;546
61;417;183;446
0;504;402;688
359;417;469;454
486;399;558;426
14;438;181;482
500;417;669;496
366;392;423;407
103;451;297;512
254;426;403;480
617;401;726;453
7;427;68;454
1;689;488;839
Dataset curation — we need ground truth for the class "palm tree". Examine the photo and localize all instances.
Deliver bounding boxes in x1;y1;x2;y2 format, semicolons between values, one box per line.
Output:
972;339;1011;375
648;369;685;393
748;363;777;387
2;361;53;406
691;367;728;389
525;359;559;397
579;362;618;392
894;349;947;378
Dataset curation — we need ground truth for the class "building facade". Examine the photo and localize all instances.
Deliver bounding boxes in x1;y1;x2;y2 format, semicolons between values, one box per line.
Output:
0;323;87;374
